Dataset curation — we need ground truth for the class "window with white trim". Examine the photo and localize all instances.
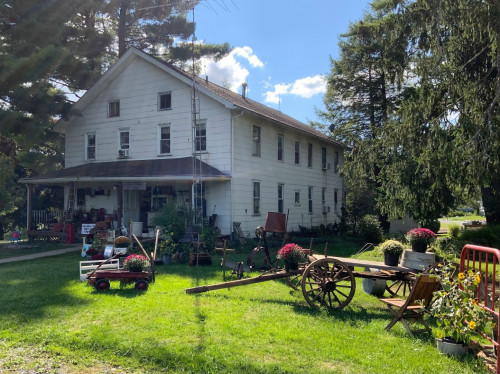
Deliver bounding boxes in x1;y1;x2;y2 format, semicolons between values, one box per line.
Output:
334;151;339;173
334;188;338;212
277;133;284;161
308;143;313;168
322;187;326;213
118;129;129;158
295;140;300;164
195;120;206;152
86;133;96;160
278;184;284;213
294;191;301;205
322;147;327;166
308;186;313;214
158;92;172;110
253;181;260;215
159;124;171;154
252;125;261;157
108;100;120;117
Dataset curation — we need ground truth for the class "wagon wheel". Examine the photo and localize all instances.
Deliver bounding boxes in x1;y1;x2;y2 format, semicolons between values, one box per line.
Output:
285;264;307;290
301;258;356;310
385;279;413;297
94;278;110;291
247;246;277;270
135;279;149;291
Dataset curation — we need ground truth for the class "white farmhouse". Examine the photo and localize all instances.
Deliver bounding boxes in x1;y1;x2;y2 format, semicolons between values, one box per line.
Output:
22;47;346;238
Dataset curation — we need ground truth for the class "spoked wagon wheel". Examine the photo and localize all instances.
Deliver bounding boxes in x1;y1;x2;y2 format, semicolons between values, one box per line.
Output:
301;258;356;310
385;278;413;297
285;264;307;290
247;246;276;269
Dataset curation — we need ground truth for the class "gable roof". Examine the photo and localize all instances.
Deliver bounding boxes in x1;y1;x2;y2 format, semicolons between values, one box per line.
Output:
56;47;345;148
20;157;229;184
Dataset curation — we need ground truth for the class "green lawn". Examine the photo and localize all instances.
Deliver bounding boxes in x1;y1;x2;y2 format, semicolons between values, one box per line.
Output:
0;242;490;373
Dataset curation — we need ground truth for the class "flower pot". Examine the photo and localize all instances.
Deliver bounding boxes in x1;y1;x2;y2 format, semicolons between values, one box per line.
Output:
284;262;299;272
436;338;468;356
162;254;171;265
411;242;427;253
383;252;400;266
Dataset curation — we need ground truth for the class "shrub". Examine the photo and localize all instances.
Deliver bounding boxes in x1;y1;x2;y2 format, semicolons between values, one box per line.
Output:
448;225;461;238
380;240;404;255
357;215;382;244
459;225;500;247
200;224;219;253
420;219;440;234
152;203;189;242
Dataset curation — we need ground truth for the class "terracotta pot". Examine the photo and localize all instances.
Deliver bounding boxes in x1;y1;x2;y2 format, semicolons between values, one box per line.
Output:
411;241;427;253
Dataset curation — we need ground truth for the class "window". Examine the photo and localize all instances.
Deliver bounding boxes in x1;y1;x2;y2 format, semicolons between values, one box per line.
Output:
108;100;120;117
308;187;313;214
294;191;300;205
322;188;326;214
334;151;339;173
322;147;327;166
159;124;171;154
158;92;172;110
277;134;284;161
278;184;284;213
86;133;96;160
334;188;338;212
308;143;313;168
253;181;260;215
295;140;300;164
252;125;261;156
118;129;129;157
195;121;206;152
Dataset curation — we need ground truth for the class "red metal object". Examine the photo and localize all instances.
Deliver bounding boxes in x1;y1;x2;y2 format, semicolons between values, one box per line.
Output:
64;223;75;244
460;244;500;373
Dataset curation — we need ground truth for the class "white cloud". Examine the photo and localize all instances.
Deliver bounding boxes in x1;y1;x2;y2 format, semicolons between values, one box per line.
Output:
201;46;264;91
263;74;326;104
264;83;291;104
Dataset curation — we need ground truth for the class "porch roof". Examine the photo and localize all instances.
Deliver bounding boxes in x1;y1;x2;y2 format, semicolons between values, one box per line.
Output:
20;157;230;184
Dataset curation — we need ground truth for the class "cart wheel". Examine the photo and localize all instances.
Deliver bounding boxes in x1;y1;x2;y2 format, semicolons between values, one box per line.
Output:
385;279;413;297
286;264;306;290
95;278;110;291
301;258;356;310
135;279;149;291
247;246;276;270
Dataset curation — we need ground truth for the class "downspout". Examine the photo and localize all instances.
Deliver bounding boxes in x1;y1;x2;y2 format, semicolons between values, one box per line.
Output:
230;110;244;236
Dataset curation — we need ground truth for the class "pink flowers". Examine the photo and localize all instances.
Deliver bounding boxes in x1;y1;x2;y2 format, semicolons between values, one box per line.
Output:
123;254;149;272
277;243;307;264
405;228;438;245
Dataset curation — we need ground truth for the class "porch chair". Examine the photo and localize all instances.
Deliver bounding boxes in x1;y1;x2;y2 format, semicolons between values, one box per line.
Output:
380;274;440;335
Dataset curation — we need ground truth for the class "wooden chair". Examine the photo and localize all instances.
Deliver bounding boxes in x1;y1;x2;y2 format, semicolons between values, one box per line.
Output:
380;274;440;335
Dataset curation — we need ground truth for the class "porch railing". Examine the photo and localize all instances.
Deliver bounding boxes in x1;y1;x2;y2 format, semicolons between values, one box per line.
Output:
32;209;64;229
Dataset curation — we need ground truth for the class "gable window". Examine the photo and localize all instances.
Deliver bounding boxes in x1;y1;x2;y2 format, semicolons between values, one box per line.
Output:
159;124;171;154
118;129;129;158
86;133;96;160
308;186;313;214
295;140;300;164
308;143;313;168
277;133;284;161
158;92;172;110
195;120;206;152
252;125;261;156
108;100;120;117
278;184;284;213
294;191;300;205
253;181;260;215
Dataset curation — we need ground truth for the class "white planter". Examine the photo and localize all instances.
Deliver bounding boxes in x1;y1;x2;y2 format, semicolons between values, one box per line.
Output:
436;338;468;356
362;267;386;296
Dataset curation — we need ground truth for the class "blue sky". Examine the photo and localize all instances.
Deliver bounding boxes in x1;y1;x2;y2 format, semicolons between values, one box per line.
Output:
193;0;372;124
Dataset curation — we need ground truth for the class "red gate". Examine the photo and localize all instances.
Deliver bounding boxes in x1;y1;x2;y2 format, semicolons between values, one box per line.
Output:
460;244;500;373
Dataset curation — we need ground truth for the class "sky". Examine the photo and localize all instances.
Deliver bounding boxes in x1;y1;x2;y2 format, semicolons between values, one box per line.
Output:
193;0;373;124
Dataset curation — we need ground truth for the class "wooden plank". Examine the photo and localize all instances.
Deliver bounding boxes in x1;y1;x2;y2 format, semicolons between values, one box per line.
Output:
185;271;291;294
309;255;414;273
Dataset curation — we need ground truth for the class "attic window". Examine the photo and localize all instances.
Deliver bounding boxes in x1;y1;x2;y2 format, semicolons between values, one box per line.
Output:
158;92;172;110
108;100;120;117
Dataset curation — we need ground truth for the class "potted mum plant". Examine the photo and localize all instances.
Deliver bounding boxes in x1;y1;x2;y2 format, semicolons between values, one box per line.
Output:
380;240;404;266
277;243;307;271
123;254;150;272
428;263;492;355
405;228;437;253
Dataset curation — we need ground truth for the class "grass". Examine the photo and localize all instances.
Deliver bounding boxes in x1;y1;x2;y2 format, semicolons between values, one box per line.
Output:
0;240;491;374
0;240;66;260
439;215;485;231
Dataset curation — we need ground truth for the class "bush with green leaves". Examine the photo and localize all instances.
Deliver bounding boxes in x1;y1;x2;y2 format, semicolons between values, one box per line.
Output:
420;219;440;234
357;214;382;244
152;202;190;242
448;224;461;238
200;224;219;253
379;239;404;255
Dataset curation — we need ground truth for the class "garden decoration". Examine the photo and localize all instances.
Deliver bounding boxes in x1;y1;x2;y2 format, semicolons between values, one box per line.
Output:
85;232;158;291
428;262;493;355
380;240;404;266
158;231;176;264
405;228;438;253
277;243;306;271
114;235;131;251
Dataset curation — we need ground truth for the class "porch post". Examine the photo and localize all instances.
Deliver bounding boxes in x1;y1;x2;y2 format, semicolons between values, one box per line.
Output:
26;184;34;231
117;182;123;229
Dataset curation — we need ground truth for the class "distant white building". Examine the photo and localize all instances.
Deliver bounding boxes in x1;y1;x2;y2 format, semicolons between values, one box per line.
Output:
21;47;346;237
